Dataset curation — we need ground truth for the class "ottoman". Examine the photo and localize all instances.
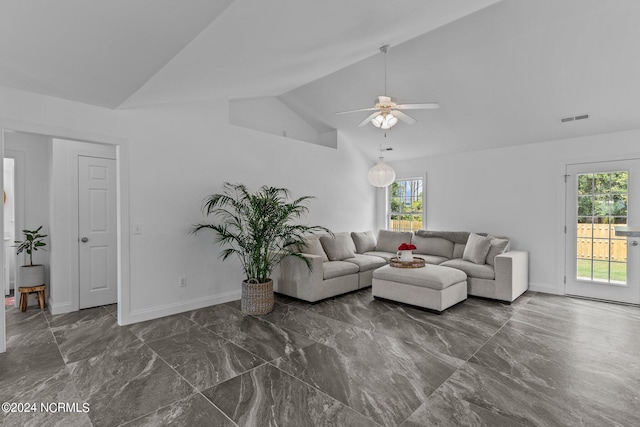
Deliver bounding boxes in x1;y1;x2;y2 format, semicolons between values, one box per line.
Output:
372;264;467;312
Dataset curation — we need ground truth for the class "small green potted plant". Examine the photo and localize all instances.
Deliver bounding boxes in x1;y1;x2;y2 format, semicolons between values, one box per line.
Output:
192;183;330;315
15;226;48;288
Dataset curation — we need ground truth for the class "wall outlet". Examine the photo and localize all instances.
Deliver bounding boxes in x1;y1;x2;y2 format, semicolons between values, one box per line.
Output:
179;277;187;288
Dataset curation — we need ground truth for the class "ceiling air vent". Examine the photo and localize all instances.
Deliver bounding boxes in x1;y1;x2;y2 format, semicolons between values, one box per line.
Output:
561;114;589;123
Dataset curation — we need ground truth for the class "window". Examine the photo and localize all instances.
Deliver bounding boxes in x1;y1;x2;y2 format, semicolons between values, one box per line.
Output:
389;178;423;231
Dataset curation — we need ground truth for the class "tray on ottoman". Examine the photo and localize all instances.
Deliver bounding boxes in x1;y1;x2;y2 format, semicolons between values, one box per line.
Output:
372;264;467;313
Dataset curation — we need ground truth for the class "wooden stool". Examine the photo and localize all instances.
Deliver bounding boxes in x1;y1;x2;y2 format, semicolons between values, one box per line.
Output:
18;284;46;312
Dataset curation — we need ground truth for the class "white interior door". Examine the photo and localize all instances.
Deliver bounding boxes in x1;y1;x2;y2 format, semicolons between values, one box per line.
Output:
565;160;640;304
79;156;117;309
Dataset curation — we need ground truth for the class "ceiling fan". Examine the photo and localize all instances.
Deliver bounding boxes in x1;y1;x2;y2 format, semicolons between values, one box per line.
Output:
336;45;440;130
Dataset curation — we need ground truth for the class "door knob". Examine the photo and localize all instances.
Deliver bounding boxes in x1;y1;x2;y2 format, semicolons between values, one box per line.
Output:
631;241;639;246
81;237;89;243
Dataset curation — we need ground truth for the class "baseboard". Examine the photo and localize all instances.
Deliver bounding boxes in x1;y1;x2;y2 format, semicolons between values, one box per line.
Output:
49;300;74;315
122;290;241;325
528;282;562;295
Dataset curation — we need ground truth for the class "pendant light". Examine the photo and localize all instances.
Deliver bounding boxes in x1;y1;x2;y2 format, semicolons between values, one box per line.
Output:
368;147;395;187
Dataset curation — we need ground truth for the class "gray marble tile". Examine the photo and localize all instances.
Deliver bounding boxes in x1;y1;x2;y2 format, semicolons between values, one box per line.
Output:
275;326;458;426
203;363;379;427
524;292;640;326
307;290;394;326
46;305;111;328
260;304;352;344
0;329;65;395
365;312;484;365
121;393;235;427
5;307;49;339
187;303;246;328
102;303;117;314
68;342;193;427
202;308;315;361
433;361;637;427
0;365;92;427
389;296;514;339
470;321;640;424
128;313;197;342
401;390;525;427
146;326;264;391
273;292;313;309
52;312;140;363
508;305;640;356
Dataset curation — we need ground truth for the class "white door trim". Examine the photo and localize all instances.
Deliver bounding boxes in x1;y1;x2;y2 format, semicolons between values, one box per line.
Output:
0;118;131;355
59;143;116;312
4;150;25;308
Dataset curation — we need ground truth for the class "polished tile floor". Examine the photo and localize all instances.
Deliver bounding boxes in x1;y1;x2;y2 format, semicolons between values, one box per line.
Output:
1;290;639;426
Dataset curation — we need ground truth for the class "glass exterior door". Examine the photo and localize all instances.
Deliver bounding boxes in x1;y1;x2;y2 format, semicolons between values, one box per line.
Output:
566;161;640;304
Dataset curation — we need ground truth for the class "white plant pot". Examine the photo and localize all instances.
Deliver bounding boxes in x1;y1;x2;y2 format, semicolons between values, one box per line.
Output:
19;264;45;288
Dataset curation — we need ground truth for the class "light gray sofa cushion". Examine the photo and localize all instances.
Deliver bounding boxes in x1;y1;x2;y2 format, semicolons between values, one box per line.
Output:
440;259;496;280
413;254;450;265
412;235;454;259
485;236;511;266
351;231;377;254
453;243;466;259
462;233;492;264
323;261;359;279
376;230;413;253
320;232;356;261
373;264;467;290
299;235;329;262
363;251;396;262
344;254;386;272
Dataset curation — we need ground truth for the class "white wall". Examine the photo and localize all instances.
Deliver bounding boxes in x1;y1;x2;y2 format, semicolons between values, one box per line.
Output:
120;98;374;320
0;87;376;325
387;128;640;294
4;131;51;302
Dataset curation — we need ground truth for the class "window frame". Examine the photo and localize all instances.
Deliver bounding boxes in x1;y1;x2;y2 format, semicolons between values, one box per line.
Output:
387;175;425;232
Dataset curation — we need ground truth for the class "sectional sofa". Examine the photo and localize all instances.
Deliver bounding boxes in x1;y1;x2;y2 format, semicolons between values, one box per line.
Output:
274;229;529;303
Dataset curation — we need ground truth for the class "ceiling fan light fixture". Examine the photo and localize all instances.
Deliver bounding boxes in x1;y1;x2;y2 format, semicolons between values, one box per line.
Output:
371;112;398;129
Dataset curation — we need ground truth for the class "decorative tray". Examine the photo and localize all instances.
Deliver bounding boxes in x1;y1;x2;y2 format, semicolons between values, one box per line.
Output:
389;257;426;268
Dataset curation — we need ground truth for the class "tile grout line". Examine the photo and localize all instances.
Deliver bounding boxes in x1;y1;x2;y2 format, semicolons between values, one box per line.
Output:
135;339;241;427
267;361;384;427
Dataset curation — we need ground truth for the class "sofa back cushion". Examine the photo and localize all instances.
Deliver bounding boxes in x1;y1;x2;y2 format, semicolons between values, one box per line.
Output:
462;233;492;264
376;230;413;253
298;235;329;262
412;235;454;259
485;236;511;266
320;232;356;261
453;243;466;259
351;231;377;254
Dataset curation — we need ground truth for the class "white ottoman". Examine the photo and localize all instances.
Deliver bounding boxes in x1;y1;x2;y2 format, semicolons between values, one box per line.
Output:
372;264;467;313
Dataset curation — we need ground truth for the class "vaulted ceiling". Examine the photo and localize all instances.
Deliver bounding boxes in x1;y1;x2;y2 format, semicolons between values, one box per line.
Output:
2;0;639;160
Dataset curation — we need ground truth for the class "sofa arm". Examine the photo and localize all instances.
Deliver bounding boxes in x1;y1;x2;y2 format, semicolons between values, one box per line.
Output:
273;253;323;300
494;251;529;302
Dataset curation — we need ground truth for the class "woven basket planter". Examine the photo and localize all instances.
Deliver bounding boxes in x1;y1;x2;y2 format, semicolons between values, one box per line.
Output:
241;279;274;315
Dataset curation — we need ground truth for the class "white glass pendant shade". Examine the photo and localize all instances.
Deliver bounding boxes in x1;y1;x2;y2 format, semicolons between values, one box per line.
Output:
371;112;398;130
368;157;396;187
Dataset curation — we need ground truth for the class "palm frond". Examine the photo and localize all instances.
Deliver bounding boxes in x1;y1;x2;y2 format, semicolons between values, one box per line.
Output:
191;182;330;282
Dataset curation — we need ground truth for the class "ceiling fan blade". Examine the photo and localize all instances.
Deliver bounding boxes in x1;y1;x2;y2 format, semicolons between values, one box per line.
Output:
336;107;379;115
391;110;416;124
396;102;440;110
357;111;381;127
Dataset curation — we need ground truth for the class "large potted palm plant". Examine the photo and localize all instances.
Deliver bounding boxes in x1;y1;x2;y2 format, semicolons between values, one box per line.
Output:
192;182;330;315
